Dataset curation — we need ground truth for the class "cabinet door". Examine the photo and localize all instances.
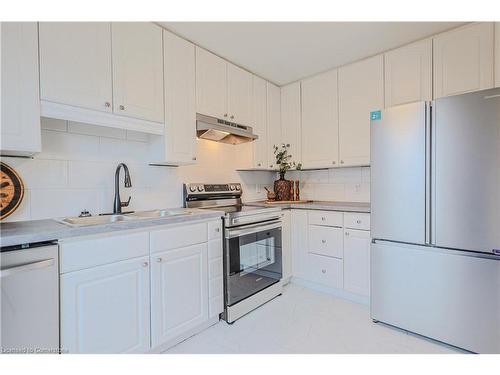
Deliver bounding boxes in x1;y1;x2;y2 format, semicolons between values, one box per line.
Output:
291;210;308;279
60;256;151;353
151;243;208;347
163;30;197;164
343;229;370;297
301;69;339;169
252;75;268;169
339;55;384;166
112;22;164;122
281;82;302;166
39;22;113;112
281;210;292;283
227;63;253;126
267;82;282;169
1;22;41;155
433;23;494;99
384;39;432;107
196;47;227;119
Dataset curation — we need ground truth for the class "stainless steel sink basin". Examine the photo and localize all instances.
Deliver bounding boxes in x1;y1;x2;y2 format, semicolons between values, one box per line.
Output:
130;209;193;218
56;214;135;227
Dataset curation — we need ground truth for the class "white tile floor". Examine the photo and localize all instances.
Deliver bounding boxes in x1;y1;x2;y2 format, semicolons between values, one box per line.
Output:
164;283;461;354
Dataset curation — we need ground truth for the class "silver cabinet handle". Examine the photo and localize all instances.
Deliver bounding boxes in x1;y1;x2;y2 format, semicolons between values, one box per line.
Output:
230;115;234;119
257;163;262;167
321;217;326;221
224;113;228;117
321;269;326;274
1;259;54;278
332;161;336;165
356;220;361;224
105;102;111;108
142;262;149;267
345;232;350;236
215;227;220;233
192;157;197;161
156;258;162;263
119;105;125;110
322;239;326;244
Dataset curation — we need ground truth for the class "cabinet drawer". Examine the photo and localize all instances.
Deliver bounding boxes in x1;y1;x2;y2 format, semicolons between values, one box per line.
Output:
306;253;343;289
208;220;222;240
208;239;223;260
308;210;343;227
60;232;149;273
308;225;343;259
344;213;370;231
150;222;207;253
209;257;223;278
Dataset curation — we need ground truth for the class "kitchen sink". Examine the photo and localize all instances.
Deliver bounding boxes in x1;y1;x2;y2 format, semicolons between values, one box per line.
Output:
56;214;136;227
129;209;193;218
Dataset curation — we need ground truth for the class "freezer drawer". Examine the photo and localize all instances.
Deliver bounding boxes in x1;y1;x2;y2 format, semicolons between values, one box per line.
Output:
371;241;500;353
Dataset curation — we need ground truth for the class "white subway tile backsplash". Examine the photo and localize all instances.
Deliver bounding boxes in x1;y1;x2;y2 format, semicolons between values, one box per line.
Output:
39;129;100;161
30;189;101;220
2;157;68;189
328;167;362;184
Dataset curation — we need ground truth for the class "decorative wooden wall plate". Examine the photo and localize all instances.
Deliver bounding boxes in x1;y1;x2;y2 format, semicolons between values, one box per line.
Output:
0;162;25;220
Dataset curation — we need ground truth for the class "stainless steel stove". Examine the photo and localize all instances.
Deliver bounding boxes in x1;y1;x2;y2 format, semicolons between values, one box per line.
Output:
184;183;283;323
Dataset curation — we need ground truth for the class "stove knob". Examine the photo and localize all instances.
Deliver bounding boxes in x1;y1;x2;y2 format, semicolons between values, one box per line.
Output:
229;185;236;191
197;185;204;192
189;186;196;192
235;185;241;191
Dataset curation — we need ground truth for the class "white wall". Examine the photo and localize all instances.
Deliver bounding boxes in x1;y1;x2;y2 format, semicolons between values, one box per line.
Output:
1;118;273;222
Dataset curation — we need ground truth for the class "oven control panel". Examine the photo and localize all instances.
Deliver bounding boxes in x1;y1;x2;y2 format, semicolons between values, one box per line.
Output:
184;183;242;196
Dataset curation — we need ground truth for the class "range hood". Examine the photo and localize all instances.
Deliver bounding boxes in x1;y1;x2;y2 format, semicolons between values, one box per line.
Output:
196;113;258;145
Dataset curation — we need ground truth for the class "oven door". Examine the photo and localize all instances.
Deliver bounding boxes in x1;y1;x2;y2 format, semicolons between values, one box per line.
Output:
224;220;282;307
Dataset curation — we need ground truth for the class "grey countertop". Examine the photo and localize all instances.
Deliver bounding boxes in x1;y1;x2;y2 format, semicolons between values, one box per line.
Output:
244;200;371;213
0;208;224;248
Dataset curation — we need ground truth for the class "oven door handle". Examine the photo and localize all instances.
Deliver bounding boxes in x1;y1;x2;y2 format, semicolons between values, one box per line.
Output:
225;221;282;239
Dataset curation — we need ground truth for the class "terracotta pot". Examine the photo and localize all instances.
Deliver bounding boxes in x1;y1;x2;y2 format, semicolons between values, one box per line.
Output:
274;174;292;201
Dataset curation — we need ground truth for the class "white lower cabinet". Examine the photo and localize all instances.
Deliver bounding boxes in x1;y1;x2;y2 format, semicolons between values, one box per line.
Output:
343;229;371;297
150;243;208;347
60;219;223;353
281;210;292;283
60;256;151;354
291;210;370;299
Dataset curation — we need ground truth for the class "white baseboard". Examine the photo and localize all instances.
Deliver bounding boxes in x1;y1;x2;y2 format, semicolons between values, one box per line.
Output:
290;277;370;306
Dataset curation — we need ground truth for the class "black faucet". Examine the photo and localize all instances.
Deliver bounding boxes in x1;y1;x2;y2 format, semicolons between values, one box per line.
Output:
113;163;132;214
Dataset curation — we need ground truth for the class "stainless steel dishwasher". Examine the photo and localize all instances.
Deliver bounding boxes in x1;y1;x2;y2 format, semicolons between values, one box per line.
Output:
1;241;59;354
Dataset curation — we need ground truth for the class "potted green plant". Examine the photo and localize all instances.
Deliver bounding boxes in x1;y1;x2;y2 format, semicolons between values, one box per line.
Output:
273;144;301;201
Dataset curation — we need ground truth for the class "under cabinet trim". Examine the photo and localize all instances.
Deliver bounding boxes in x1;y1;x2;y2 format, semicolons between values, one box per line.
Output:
41;100;165;135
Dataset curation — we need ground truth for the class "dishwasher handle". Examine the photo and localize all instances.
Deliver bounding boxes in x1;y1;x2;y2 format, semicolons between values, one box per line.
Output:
0;258;55;278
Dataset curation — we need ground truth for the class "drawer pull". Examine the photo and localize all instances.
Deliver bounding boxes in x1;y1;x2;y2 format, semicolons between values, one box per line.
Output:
321;217;326;221
321;239;326;244
345;232;350;236
215;227;220;233
356;219;361;224
321;269;326;274
156;258;162;263
142;262;149;267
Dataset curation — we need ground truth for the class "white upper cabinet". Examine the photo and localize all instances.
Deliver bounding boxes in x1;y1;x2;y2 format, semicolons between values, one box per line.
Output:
1;22;41;156
433;22;494;98
301;69;339;169
111;23;164;122
227;63;253;126
384;39;432;107
39;22;113;113
339;55;384;167
196;47;227;119
252;75;268;169
162;30;197;165
281;82;302;166
267;82;282;169
495;22;500;87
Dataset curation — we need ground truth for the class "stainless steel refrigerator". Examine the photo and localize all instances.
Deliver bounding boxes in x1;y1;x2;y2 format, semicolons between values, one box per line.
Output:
370;88;500;354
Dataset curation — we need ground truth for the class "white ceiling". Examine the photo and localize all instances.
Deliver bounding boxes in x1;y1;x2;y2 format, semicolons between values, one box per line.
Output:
160;22;465;86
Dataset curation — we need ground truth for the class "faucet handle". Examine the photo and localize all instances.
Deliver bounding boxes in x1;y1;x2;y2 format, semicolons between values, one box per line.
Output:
121;196;131;208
